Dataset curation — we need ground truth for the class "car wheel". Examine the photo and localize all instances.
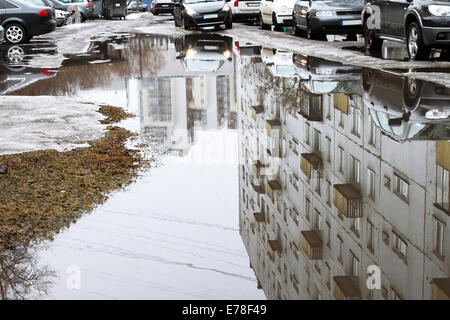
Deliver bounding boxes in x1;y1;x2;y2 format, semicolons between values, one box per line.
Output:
260;13;270;30
7;45;25;63
273;13;281;31
294;25;304;37
306;18;319;40
363;19;382;50
407;22;430;61
402;77;422;109
225;19;232;29
4;23;27;44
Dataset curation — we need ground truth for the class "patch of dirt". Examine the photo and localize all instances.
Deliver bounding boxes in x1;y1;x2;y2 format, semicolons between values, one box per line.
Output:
0;106;149;250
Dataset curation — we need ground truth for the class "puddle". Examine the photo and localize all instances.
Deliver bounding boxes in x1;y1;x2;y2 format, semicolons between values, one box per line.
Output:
0;31;449;300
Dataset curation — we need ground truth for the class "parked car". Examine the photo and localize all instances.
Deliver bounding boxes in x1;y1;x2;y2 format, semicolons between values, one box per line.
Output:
127;0;148;11
362;0;450;60
293;0;364;40
0;0;57;44
25;0;71;25
150;0;174;14
231;0;260;22
362;68;450;141
58;0;91;20
259;0;295;30
173;0;232;29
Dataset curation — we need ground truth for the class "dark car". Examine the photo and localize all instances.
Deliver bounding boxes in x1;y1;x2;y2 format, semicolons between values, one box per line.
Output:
150;0;174;14
293;0;364;40
25;0;71;26
0;0;56;44
173;0;232;29
362;68;450;141
362;0;450;60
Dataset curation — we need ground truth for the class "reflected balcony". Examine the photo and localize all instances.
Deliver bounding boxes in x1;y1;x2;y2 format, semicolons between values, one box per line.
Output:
267;179;282;203
252;160;267;176
333;184;362;218
300;153;323;179
298;94;322;122
300;230;323;260
253;212;265;232
251;181;264;194
251;105;264;121
267;239;282;262
333;276;361;300
334;94;349;114
431;278;450;300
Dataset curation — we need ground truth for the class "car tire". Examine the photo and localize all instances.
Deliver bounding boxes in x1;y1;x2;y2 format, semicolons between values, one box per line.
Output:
407;21;430;61
306;18;322;40
363;17;382;50
4;23;27;44
260;13;270;30
273;13;282;31
225;19;232;29
402;77;422;109
294;25;304;37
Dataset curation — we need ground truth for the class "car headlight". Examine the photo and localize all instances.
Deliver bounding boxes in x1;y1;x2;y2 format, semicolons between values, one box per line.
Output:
223;50;231;58
428;5;450;16
186;48;197;58
186;7;196;16
425;109;450;119
315;10;334;17
222;4;230;11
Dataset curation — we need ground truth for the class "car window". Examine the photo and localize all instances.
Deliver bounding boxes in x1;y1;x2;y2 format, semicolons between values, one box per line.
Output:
2;0;20;8
27;0;47;6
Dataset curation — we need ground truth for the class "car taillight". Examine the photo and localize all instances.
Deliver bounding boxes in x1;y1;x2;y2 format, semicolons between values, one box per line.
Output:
38;9;49;17
169;3;174;6
42;69;51;76
234;0;238;6
155;3;160;6
235;41;241;56
86;2;91;8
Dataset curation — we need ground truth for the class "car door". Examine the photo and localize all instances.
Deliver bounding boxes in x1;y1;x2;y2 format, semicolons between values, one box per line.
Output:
386;0;409;37
0;1;5;25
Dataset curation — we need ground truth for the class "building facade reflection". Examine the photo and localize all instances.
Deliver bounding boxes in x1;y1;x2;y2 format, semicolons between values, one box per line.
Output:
130;34;237;156
238;49;450;300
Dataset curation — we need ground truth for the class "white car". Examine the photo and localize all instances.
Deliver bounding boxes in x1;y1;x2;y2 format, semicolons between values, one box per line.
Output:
259;0;295;30
231;0;260;22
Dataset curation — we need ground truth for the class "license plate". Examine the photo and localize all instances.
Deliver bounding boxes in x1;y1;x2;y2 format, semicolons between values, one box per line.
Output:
341;19;361;26
203;45;219;50
115;3;120;6
203;14;218;19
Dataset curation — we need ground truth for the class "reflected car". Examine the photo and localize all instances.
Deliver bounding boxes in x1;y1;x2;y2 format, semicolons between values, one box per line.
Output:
0;0;57;44
175;34;233;72
293;0;364;40
362;68;450;141
293;53;362;94
173;0;233;29
150;0;174;14
233;40;261;57
261;47;297;77
128;0;148;11
33;0;73;25
362;0;450;60
0;45;57;94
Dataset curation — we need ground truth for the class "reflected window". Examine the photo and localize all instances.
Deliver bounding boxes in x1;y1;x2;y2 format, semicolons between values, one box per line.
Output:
313;129;321;153
368;169;375;199
369;118;377;146
367;221;374;253
436;165;449;212
325;137;331;163
305;122;310;145
434;217;445;258
326;180;332;206
351;156;361;184
337;236;343;263
305;198;311;222
352;218;361;236
393;232;408;261
338;147;344;174
351;107;361;137
393;174;409;202
351;253;359;278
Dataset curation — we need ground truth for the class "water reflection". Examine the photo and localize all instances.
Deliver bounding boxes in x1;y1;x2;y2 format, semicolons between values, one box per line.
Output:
238;49;450;299
0;246;55;299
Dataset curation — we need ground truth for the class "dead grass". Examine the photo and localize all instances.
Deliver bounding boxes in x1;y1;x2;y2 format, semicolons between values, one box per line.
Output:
0;106;148;250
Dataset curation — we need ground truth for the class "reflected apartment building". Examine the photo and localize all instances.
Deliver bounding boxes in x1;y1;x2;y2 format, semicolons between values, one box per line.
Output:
127;35;237;156
238;54;450;300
